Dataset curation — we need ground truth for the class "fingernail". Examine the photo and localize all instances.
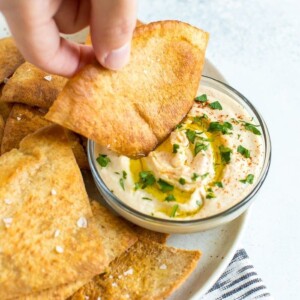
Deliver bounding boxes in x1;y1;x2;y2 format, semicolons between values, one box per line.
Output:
102;42;131;70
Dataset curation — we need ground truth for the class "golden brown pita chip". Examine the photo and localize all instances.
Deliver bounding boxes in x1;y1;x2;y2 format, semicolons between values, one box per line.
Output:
0;37;25;83
0;103;89;169
0;125;107;298
1;104;52;154
70;240;201;300
1;62;67;108
46;21;209;157
90;200;137;262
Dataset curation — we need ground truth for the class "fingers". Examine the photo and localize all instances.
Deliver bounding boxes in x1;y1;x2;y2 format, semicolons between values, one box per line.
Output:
54;0;90;34
90;0;137;70
2;6;95;77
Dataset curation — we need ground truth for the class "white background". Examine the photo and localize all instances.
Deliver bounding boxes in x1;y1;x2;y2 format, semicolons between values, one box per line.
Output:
138;0;300;298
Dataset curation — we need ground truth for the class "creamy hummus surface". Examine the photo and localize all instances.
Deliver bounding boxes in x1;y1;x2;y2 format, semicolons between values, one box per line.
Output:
95;86;264;220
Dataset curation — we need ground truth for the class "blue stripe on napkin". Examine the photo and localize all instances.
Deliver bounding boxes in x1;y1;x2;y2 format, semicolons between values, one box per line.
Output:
201;249;273;300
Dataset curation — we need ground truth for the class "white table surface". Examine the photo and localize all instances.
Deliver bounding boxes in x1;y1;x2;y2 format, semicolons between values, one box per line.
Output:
138;0;300;299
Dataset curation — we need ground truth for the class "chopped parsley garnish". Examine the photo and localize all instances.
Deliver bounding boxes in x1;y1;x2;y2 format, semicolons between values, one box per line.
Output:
142;197;152;201
134;182;142;190
157;179;174;192
193;114;208;126
114;172;120;175
206;192;216;199
170;204;179;217
206;187;216;199
191;173;199;181
201;172;209;179
176;124;183;129
237;145;251;158
135;171;156;189
119;178;125;191
237;134;241;139
118;171;127;190
186;129;196;144
242;122;261;135
214;181;224;188
194;94;208;103
240;174;254;184
209;101;223;110
219;145;232;164
208;121;233;135
173;144;180;153
165;194;176;202
96;154;111;167
195;142;208;156
179;178;186;185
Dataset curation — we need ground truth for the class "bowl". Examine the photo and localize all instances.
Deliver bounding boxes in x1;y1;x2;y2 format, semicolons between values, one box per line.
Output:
87;76;271;233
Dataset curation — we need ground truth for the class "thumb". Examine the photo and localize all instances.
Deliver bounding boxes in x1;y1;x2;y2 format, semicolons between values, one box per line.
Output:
90;0;137;70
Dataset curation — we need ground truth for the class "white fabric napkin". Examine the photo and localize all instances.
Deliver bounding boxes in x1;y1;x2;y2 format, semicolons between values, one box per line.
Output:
200;249;273;300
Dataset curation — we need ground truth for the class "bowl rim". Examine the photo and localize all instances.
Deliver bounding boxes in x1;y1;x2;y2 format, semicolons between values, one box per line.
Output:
87;75;272;226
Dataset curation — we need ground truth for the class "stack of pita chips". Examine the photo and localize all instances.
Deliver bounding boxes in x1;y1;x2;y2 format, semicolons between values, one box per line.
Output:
46;20;209;157
0;46;89;169
0;20;209;299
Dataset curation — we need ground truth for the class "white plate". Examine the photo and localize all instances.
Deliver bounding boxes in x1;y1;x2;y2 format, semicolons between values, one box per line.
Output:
0;16;249;300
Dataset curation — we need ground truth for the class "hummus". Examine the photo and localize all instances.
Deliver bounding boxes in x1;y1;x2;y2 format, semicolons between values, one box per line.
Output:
94;86;264;220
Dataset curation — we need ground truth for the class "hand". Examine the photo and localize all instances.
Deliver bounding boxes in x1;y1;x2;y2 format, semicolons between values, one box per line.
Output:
0;0;137;76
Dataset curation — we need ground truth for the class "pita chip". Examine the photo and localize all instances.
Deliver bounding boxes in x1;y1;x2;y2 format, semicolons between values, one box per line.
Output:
46;21;209;157
69;240;201;300
0;103;89;169
0;125;107;298
0;104;52;154
1;62;67;108
129;224;169;244
0;37;25;83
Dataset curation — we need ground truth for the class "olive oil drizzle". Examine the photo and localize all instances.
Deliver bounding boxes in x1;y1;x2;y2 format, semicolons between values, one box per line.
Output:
129;114;227;218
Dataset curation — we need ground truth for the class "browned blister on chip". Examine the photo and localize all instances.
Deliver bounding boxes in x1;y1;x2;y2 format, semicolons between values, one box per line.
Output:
0;37;25;83
70;240;201;300
1;104;52;154
46;21;209;157
1;62;67;108
0;125;107;299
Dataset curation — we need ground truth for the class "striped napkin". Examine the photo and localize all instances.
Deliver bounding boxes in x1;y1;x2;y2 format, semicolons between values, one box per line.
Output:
201;249;273;300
